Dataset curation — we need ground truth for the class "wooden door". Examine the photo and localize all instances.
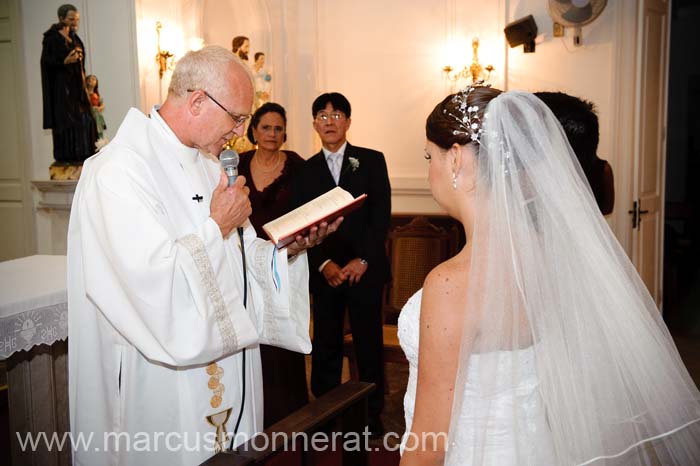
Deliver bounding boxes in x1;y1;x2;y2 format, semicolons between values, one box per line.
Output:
0;0;33;260
632;0;669;307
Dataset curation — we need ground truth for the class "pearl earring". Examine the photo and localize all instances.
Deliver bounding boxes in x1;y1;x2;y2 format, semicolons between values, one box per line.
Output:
452;172;457;190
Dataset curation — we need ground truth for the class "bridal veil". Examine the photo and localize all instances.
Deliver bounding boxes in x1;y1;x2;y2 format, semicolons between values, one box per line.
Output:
445;90;700;465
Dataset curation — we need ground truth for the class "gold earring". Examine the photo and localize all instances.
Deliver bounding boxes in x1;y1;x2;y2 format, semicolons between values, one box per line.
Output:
452;172;457;190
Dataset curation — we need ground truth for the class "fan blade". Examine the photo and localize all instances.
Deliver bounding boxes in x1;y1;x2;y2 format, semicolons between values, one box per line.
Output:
563;4;593;23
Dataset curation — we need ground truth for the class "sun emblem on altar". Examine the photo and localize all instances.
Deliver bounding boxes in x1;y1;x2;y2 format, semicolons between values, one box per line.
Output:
15;311;41;343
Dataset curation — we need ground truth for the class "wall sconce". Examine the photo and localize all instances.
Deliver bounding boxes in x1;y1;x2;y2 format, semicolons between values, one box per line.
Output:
442;37;494;83
155;21;175;79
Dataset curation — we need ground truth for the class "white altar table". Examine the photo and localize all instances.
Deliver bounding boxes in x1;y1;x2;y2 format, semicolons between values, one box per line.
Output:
0;255;70;466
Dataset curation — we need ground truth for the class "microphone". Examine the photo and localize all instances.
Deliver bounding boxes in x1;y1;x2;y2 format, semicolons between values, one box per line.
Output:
220;149;239;187
219;148;245;241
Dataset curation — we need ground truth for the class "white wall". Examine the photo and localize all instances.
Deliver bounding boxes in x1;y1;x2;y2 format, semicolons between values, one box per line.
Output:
135;0;204;111
191;0;632;219
196;0;506;214
506;0;614;155
200;0;317;167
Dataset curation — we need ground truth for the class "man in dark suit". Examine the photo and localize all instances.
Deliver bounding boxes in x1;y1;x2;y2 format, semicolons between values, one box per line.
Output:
294;92;391;435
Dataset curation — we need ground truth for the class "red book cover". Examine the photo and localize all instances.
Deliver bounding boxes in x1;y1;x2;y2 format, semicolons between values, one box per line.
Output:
264;193;367;248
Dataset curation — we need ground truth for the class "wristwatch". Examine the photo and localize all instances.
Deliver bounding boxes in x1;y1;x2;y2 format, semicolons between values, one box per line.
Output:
359;258;368;265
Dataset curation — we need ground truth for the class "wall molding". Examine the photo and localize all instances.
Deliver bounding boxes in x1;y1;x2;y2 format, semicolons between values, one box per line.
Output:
31;180;76;211
31;180;79;193
390;176;443;214
391;176;430;196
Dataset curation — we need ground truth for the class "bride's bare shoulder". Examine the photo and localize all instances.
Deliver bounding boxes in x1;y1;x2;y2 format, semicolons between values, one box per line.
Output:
421;254;470;319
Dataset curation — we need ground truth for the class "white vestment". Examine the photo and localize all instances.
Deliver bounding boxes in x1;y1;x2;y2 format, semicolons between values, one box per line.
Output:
67;107;311;466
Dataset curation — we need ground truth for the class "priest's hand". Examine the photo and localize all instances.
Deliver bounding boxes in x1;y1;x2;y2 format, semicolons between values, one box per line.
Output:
341;258;368;286
321;261;348;288
210;172;251;238
285;216;343;259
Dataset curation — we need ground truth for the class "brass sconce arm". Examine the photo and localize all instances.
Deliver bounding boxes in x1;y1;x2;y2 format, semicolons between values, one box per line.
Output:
156;21;175;79
443;37;494;83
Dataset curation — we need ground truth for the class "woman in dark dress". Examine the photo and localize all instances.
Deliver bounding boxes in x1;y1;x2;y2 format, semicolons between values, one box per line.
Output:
238;102;308;427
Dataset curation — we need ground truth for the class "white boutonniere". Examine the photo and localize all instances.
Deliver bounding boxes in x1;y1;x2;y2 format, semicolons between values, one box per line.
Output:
348;157;360;172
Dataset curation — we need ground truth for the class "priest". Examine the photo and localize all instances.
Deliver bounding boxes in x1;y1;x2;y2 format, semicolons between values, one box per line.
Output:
67;45;338;465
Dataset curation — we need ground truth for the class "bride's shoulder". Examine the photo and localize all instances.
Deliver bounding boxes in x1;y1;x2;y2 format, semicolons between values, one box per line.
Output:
417;256;472;362
421;255;470;319
424;253;469;290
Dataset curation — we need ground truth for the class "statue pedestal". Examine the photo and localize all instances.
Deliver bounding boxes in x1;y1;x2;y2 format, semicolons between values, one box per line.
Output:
30;180;77;254
49;164;82;181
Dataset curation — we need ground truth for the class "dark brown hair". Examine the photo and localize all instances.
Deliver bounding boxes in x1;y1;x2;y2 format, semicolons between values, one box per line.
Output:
58;4;77;20
231;36;249;52
534;91;599;164
247;102;287;145
426;86;502;150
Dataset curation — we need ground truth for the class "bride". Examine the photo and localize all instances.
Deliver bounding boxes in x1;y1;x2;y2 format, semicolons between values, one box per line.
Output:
398;86;700;465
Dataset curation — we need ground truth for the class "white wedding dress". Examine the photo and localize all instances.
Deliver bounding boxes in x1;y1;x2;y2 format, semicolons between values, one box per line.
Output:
398;289;557;465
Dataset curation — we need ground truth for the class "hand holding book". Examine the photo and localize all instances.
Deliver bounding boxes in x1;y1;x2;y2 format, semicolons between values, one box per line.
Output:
263;187;367;249
285;217;344;258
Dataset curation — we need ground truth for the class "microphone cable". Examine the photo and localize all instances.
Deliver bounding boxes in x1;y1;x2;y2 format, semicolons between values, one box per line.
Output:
229;226;247;451
220;149;249;451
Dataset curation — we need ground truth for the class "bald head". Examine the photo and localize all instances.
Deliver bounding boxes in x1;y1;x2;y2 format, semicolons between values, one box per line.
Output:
168;45;253;100
159;45;254;156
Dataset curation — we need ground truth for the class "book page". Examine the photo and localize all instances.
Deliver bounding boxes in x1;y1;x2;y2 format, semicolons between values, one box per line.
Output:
264;187;354;241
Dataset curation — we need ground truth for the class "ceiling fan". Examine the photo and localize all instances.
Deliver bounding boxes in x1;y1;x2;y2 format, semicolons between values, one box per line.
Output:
548;0;608;46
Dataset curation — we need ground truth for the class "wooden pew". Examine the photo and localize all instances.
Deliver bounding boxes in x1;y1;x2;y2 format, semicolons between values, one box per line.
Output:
200;381;374;466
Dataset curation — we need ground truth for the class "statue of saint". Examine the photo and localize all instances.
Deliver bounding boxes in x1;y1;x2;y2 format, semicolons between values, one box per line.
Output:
41;4;97;179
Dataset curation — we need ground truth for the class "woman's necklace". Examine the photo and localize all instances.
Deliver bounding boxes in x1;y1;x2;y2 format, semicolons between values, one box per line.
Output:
253;151;282;174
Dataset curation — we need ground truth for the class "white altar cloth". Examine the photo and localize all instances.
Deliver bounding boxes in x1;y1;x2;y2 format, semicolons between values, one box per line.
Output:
0;255;67;358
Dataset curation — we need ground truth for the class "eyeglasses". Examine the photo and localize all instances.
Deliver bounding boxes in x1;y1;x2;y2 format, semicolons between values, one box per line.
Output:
315;112;345;122
187;89;250;127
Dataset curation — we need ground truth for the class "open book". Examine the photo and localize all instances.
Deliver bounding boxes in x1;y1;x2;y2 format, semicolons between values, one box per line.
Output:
263;187;367;248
